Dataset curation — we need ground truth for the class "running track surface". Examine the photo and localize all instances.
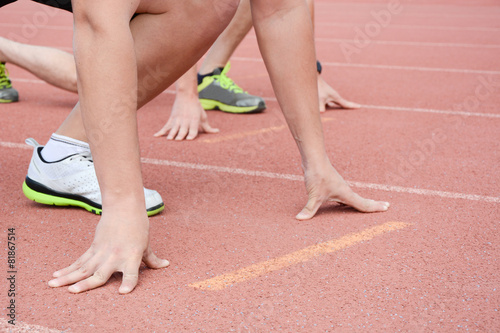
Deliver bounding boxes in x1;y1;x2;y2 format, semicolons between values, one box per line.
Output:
1;1;499;332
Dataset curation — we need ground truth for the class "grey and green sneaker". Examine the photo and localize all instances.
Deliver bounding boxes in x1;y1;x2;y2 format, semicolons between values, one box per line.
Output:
0;62;19;103
198;62;266;114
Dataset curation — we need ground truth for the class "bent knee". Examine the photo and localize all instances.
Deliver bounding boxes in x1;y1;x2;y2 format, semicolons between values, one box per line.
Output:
72;0;138;32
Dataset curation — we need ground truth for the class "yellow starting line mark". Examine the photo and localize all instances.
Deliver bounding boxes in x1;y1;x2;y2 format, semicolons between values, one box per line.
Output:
190;221;411;291
202;117;335;144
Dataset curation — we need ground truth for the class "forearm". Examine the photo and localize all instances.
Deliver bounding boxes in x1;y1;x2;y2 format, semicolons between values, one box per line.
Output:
73;3;145;211
251;0;327;169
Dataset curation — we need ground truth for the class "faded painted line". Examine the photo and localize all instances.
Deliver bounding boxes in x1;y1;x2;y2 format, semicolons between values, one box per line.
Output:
363;105;500;119
0;142;31;150
0;22;72;30
190;221;411;290
2;141;499;203
201;118;334;144
3;21;499;33
318;22;500;32
202;124;287;143
322;62;500;75
248;34;500;48
141;157;304;182
315;37;500;49
5;6;499;19
314;5;500;19
347;181;500;203
7;80;498;119
0;318;61;333
232;56;500;75
257;97;500;119
139;157;499;203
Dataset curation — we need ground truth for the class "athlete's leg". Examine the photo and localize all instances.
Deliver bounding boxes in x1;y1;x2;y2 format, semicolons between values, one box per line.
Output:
198;0;252;75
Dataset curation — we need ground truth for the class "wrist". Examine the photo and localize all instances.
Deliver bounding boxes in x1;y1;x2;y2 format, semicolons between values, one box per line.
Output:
176;84;198;98
101;186;146;210
299;147;330;172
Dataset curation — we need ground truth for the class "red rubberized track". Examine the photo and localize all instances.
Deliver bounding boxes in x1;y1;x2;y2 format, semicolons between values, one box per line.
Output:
1;1;499;332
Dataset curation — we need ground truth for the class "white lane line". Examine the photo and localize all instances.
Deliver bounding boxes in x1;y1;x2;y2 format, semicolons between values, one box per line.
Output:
348;181;500;203
9;55;500;81
321;62;500;75
1;141;498;203
318;22;500;32
247;35;500;49
315;37;500;49
141;157;304;182
314;5;500;19
363;105;500;119
0;318;61;333
5;6;500;19
9;79;499;119
2;21;499;33
0;142;31;150
0;22;72;30
257;97;500;120
140;157;499;203
232;56;500;75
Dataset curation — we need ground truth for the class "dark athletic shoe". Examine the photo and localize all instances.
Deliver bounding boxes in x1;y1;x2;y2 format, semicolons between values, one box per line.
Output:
198;62;266;114
22;138;165;217
0;62;19;103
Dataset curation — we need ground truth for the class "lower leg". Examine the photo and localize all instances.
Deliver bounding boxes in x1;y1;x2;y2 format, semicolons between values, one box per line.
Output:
0;37;77;92
198;0;252;74
55;102;87;141
306;0;315;30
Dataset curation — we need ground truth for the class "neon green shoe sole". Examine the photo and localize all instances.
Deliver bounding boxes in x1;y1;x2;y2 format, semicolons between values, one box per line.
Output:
200;98;266;114
23;181;165;217
0;94;19;103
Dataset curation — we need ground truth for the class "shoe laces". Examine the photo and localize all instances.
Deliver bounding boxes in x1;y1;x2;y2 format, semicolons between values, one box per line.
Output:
214;62;245;93
0;63;13;89
68;152;93;167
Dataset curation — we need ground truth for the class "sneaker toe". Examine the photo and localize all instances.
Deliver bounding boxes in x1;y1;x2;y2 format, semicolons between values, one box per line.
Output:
144;188;164;209
235;96;265;108
0;88;19;102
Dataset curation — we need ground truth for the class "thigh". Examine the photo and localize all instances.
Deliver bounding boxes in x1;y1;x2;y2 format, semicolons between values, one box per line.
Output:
131;0;239;108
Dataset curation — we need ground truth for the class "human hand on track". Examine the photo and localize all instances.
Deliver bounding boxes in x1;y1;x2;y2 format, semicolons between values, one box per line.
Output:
317;75;361;112
48;211;169;294
296;161;390;220
154;92;219;141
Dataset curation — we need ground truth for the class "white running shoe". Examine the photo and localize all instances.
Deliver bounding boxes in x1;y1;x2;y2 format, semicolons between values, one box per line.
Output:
22;138;164;216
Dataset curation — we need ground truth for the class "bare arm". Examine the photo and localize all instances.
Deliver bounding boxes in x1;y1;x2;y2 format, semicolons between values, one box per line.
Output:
48;0;168;294
250;0;389;219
